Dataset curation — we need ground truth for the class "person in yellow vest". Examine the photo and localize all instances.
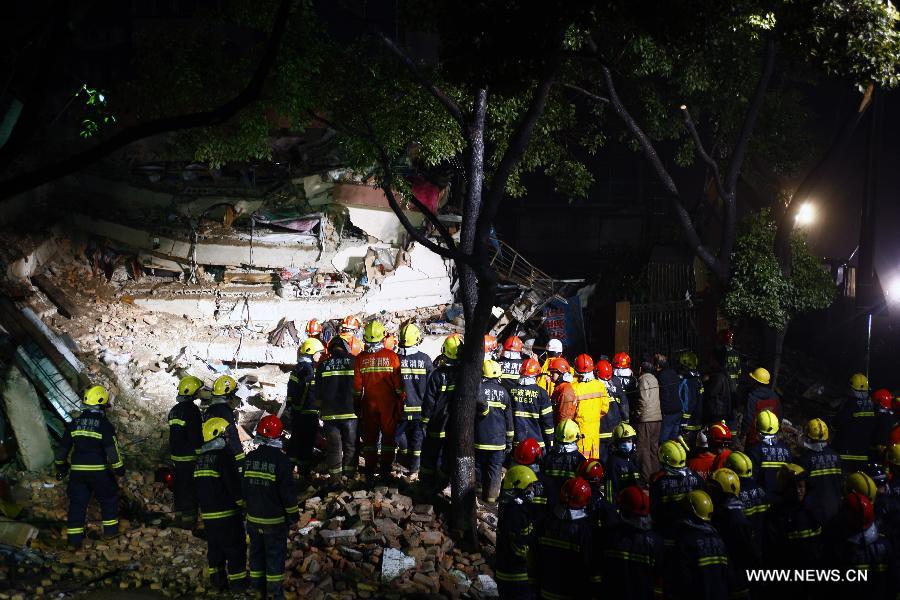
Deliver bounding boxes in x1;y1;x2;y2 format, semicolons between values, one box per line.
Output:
538;339;572;397
571;354;608;461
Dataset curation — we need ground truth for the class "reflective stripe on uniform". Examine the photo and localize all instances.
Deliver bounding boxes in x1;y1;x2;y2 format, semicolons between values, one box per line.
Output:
360;367;395;374
72;430;103;440
474;444;506;451
71;464;108;471
321;370;354;377
247;514;286;525
539;536;581;552
786;527;821;540
604;549;652;564
760;461;786;468
244;470;277;481
168;419;186;427
194;469;220;478
401;368;427;375
809;468;842;477
698;555;728;567
321;413;357;421
201;509;239;520
171;454;197;462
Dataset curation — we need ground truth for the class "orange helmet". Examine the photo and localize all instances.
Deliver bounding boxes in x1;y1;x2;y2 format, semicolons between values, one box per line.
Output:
549;357;571;375
520;357;542;377
383;334;397;351
873;389;893;411
595;359;613;380
306;319;323;337
348;337;363;356
574;354;594;374
341;315;361;331
613;352;631;369
483;335;498;353
503;336;524;353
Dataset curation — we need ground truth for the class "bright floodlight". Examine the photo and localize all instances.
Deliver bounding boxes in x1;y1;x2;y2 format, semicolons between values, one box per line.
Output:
887;277;900;304
795;202;816;227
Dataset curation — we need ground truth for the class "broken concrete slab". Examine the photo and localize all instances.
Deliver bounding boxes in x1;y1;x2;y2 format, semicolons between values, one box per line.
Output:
1;365;54;471
6;233;60;281
380;547;416;582
0;518;39;548
345;205;424;245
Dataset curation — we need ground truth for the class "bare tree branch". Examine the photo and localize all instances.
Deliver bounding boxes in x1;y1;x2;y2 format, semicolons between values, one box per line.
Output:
681;105;728;204
374;32;469;141
561;82;609;103
0;0;296;202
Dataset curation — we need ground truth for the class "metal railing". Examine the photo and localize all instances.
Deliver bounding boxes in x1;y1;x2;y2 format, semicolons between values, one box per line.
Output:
488;240;558;298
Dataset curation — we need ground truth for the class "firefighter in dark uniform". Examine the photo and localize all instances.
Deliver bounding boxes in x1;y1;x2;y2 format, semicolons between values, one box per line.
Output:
766;464;824;572
718;329;742;396
512;438;549;527
671;490;732;600
395;322;433;479
55;385;125;549
745;409;793;496
604;422;641;500
317;336;358;486
833;373;877;472
496;465;543;599
707;468;760;598
725;451;770;550
678;351;704;449
243;416;298;600
508;357;554;449
599;486;663;600
204;374;246;468
649;439;703;541
595;359;623;462
475;360;514;504
194;417;246;592
497;336;525;389
579;460;618;535
830;491;898;597
795;418;843;524
420;334;461;491
542;420;587;512
168;375;204;528
538;477;594;600
286;338;324;476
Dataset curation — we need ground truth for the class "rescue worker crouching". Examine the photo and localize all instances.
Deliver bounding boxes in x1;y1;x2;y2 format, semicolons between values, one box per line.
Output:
243;416;299;600
194;417;246;593
571;354;607;461
286;338;324;478
395;322;433;480
541;420;586;512
475;359;514;504
168;375;204;528
496;465;543;599
204;374;246;469
55;385;125;549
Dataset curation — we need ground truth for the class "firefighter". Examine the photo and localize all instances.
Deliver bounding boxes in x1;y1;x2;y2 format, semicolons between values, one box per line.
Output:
242;416;298;599
340;314;362;340
168;375;204;528
579;459;618;533
571;354;606;460
650;439;703;540
508;357;554;448
677;351;704;448
880;445;900;547
484;334;499;360
686;428;715;479
873;388;897;449
354;320;404;481
844;470;877;503
670;490;731;600
612;351;636;422
717;329;742;395
395;322;433;480
205;374;246;468
475;360;514;503
537;338;565;396
795;417;843;524
766;464;823;570
595;359;623;461
830;491;897;597
498;335;525;388
538;477;593;600
743;367;781;444
317;335;358;487
513;438;549;521
542;420;587;511
600;486;663;600
496;465;543;599
689;422;732;479
286;338;324;476
305;318;323;341
833;373;877;472
55;385;125;549
707;468;760;598
420;334;462;491
604;422;641;499
194;417;246;592
548;357;577;423
745;409;793;495
725;451;770;548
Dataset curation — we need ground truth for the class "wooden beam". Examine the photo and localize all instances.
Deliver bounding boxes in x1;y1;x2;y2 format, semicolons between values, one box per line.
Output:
30;274;82;319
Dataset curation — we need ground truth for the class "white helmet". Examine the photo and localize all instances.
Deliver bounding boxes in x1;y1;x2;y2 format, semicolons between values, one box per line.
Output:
547;339;563;353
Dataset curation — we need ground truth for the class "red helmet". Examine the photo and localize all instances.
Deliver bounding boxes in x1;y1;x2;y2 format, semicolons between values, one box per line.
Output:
306;319;323;336
549;357;571;375
595;359;613;381
708;422;732;447
513;438;543;466
578;459;604;483
613;352;631;369
503;336;524;353
718;329;735;346
520;357;542;377
256;415;284;439
574;354;594;374
341;315;361;331
617;486;650;516
843;491;875;532
873;389;893;411
383;334;397;351
559;477;592;509
483;335;498;353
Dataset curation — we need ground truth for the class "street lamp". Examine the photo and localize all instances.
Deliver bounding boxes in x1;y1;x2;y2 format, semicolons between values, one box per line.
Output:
886;277;900;304
795;202;816;227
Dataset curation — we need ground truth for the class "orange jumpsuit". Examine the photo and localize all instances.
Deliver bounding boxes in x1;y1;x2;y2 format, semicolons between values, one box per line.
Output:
353;347;403;475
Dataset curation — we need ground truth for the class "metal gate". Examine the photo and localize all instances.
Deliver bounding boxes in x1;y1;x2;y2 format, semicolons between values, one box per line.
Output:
629;300;699;361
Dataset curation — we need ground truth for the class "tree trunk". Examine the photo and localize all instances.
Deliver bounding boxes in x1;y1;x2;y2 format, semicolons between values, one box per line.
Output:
771;324;786;388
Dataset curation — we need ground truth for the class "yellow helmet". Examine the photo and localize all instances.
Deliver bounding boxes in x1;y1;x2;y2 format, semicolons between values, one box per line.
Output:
364;320;386;343
888;444;900;467
679;351;698;370
178;376;204;397
612;422;637;442
684;490;714;521
777;463;806;493
483;359;502;379
442;334;463;360
659;439;687;469
708;468;741;497
850;373;869;392
502;465;539;490
749;367;771;385
804;418;829;442
756;409;780;435
399;322;421;347
555;419;581;443
299;337;325;357
844;471;877;502
725;451;754;478
202;417;230;443
212;375;237;397
83;385;110;406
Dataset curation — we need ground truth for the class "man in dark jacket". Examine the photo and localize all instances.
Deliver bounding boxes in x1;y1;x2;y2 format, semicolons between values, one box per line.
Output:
795;418;843;524
655;354;682;443
703;356;733;427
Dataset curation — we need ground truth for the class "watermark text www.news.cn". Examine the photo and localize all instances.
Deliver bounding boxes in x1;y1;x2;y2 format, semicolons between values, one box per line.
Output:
746;569;870;583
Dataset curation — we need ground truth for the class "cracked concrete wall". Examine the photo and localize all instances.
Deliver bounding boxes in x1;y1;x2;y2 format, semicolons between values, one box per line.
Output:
2;365;54;471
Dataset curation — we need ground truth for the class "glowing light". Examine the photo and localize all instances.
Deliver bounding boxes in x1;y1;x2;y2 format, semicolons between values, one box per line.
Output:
795;202;816;227
886;277;900;304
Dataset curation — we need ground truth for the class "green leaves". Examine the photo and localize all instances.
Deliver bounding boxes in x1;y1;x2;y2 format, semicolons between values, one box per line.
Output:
77;84;116;139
